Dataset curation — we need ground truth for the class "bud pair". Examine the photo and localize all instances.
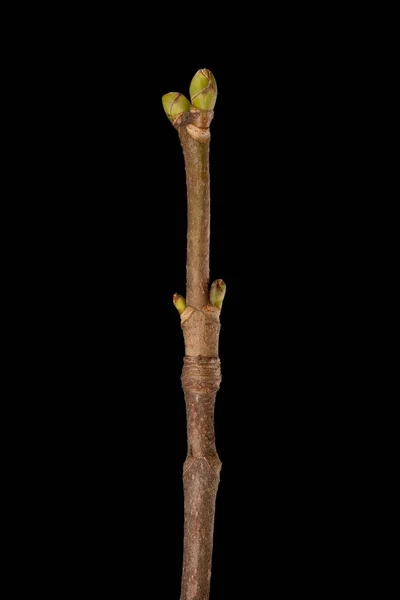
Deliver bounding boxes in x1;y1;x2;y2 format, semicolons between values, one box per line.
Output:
173;280;226;315
162;68;218;121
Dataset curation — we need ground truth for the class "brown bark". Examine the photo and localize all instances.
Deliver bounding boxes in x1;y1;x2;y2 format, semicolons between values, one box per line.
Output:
175;108;222;600
180;357;221;600
179;124;210;309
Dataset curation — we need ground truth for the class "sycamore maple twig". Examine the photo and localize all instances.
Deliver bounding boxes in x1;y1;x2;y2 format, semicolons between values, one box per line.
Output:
163;69;225;600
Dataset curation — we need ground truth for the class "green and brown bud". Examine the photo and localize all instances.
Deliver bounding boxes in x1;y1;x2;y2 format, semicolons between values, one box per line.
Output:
173;293;186;315
210;279;226;310
162;92;191;122
189;69;218;110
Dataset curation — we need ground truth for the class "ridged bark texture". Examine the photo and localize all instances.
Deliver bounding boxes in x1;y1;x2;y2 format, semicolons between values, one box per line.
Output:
180;356;221;600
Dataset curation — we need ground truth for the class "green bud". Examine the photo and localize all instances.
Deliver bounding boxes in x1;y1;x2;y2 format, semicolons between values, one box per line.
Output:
210;279;226;310
173;293;186;315
189;69;218;110
162;92;191;122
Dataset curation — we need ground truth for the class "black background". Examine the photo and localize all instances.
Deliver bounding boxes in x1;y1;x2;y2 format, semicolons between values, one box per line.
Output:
24;33;356;598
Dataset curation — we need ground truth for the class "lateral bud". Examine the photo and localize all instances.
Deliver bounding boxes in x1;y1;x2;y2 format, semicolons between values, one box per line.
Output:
162;92;191;123
210;279;226;310
173;293;186;315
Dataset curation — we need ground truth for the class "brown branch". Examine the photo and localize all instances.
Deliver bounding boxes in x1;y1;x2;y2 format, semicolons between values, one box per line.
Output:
162;70;222;597
178;108;214;309
175;107;222;600
180;357;221;600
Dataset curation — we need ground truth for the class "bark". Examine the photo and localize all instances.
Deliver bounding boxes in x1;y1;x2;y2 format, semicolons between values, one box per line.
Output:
175;108;222;600
180;357;221;600
180;125;210;309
